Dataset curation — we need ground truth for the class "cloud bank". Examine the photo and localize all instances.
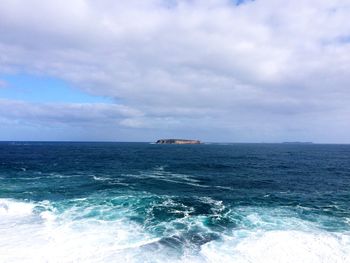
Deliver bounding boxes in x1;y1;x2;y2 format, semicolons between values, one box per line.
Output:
1;0;350;142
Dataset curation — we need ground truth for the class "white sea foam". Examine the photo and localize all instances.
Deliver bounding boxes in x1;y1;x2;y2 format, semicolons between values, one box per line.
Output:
91;175;112;181
0;199;159;263
1;198;350;263
0;198;35;217
201;230;350;263
125;168;202;187
346;218;350;225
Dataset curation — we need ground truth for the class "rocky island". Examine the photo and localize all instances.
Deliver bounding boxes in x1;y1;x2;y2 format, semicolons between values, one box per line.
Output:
156;139;201;144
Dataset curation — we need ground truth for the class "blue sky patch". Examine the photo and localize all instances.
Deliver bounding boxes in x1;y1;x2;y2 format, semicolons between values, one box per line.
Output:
235;0;254;6
0;73;112;104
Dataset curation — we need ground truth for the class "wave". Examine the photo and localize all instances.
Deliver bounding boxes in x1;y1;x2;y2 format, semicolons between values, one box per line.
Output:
0;198;35;217
91;175;112;181
201;230;350;263
122;167;206;188
1;198;350;263
0;198;159;262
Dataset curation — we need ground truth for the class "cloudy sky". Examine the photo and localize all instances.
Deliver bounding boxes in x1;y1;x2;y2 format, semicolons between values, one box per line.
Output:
1;0;350;142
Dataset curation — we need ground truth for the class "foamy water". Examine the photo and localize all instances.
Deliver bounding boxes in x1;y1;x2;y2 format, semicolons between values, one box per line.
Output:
1;198;349;263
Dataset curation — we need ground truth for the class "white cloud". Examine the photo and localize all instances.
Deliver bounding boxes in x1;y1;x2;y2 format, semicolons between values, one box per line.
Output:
0;0;350;142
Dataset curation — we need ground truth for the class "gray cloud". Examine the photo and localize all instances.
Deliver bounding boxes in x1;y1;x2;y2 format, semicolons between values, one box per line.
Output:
0;99;142;125
1;0;350;142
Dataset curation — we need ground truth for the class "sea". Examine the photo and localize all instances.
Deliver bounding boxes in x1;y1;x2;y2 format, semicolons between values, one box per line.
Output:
0;142;349;263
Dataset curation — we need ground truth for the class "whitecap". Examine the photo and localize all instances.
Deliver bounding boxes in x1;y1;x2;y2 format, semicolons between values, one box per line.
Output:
201;230;350;263
91;175;112;181
0;198;35;217
1;198;349;263
125;168;202;186
0;198;161;263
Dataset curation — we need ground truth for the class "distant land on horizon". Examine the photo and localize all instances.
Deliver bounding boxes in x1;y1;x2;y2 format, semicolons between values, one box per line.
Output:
282;142;314;144
155;139;201;144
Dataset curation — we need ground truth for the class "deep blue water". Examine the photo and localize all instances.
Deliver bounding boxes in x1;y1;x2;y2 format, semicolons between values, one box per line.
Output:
0;142;350;262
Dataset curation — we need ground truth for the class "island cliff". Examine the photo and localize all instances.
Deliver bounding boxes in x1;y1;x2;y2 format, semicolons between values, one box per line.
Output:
156;139;201;144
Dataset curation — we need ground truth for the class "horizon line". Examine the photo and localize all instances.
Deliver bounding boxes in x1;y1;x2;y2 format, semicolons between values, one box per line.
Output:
0;140;349;145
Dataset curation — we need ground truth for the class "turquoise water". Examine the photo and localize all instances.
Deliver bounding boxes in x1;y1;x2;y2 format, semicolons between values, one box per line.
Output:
0;142;350;262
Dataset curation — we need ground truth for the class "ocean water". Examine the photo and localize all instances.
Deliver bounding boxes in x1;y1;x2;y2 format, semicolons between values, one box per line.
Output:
0;142;350;263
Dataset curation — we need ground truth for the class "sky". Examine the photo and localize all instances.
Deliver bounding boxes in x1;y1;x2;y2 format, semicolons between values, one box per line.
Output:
0;0;350;143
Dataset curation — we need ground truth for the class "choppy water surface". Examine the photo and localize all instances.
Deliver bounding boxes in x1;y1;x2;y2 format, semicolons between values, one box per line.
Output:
0;142;350;262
